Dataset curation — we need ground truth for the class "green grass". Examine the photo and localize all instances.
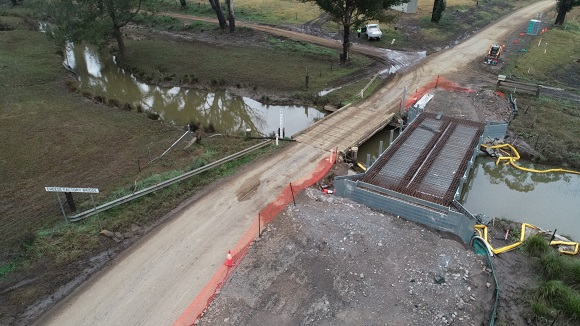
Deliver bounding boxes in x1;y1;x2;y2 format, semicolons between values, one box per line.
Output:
0;261;19;281
504;19;580;89
22;142;274;266
160;0;322;26
0;11;271;278
123;33;372;94
267;37;336;57
537;252;567;280
508;96;580;167
521;234;551;257
529;249;580;322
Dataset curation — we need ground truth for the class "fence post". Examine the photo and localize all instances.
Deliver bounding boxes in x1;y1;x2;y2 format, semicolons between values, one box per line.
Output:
290;183;296;206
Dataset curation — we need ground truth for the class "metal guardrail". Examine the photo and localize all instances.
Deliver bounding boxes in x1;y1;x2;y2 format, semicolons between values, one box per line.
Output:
67;140;272;222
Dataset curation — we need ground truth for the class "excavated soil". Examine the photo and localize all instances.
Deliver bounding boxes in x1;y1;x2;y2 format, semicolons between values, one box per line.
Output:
199;165;537;326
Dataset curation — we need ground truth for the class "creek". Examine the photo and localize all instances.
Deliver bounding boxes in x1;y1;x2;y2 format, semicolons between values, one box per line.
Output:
64;43;325;136
460;157;580;240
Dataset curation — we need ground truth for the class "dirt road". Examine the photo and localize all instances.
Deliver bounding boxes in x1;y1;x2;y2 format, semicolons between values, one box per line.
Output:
36;1;554;325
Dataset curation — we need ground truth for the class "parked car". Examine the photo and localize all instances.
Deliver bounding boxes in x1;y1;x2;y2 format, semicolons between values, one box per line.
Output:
363;24;382;40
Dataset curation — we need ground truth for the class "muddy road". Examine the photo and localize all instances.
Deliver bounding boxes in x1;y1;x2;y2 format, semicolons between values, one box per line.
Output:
35;1;555;325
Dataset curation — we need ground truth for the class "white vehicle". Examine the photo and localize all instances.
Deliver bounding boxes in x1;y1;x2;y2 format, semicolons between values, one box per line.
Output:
364;24;382;40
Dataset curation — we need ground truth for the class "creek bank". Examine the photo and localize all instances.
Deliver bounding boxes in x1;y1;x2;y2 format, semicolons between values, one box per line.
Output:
119;24;384;108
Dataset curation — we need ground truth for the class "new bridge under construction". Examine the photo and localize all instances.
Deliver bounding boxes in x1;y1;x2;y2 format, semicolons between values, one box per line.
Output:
336;109;506;242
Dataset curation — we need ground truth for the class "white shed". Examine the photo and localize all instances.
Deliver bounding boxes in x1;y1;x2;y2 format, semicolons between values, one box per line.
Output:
391;0;419;14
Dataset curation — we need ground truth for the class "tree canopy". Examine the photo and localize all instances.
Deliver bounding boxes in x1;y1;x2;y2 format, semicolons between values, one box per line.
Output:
299;0;407;64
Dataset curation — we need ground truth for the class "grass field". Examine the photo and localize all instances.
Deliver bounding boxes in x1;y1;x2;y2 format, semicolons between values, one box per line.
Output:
123;28;372;95
0;11;265;277
0;2;375;295
161;0;321;25
503;8;580;167
505;8;580;88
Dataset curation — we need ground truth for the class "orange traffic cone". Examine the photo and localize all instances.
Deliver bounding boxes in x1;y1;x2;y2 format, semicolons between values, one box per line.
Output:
224;250;233;267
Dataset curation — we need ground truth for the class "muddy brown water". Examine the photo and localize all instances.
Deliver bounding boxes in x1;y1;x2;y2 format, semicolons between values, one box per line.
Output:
64;43;325;136
360;131;580;240
461;157;580;240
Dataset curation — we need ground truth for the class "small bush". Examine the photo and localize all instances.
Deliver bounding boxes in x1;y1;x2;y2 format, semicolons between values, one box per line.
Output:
521;235;551;257
538;253;566;280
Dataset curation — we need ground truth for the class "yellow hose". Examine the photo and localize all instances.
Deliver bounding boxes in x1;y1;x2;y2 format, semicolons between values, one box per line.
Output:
480;143;580;175
474;223;579;255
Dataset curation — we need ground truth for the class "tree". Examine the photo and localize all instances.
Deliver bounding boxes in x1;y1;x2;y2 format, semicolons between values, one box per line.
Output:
555;0;580;25
299;0;407;64
44;0;149;62
225;0;235;32
208;0;227;29
180;0;187;10
431;0;446;23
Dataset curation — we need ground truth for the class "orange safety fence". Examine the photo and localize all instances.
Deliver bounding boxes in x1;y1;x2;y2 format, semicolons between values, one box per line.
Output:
404;75;476;108
173;149;337;326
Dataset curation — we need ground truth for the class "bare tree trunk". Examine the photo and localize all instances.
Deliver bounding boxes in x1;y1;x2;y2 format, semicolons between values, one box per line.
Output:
554;0;572;25
226;0;235;33
208;0;227;29
339;2;353;65
431;0;446;23
113;25;127;62
341;23;350;64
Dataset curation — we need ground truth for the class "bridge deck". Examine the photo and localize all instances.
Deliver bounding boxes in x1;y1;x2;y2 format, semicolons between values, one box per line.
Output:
362;112;485;206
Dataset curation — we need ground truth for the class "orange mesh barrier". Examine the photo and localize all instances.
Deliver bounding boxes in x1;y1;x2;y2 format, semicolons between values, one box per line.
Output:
404;75;476;108
173;149;337;326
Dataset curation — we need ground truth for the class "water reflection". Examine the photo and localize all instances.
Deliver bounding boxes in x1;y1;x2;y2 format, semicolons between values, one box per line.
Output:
480;159;573;193
461;156;580;239
65;43;324;136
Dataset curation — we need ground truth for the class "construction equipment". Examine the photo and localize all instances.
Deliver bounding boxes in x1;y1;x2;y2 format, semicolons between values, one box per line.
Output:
485;44;502;65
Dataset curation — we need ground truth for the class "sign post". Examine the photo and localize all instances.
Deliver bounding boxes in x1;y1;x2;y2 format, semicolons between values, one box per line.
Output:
45;187;100;222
